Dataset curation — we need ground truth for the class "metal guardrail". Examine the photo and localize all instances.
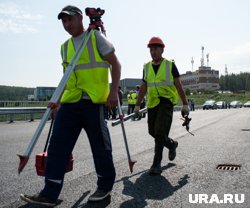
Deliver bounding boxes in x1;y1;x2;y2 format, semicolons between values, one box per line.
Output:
0;107;46;123
0;101;48;108
0;105;203;123
0;107;46;114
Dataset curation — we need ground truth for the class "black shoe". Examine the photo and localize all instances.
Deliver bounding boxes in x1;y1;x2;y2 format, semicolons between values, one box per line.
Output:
20;193;57;207
148;165;162;175
88;189;111;202
168;141;178;161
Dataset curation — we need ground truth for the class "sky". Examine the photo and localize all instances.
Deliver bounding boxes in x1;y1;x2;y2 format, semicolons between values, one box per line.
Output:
0;0;250;88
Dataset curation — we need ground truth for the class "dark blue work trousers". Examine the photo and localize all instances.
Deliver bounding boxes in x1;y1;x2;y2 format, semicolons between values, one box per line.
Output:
147;99;174;148
41;99;116;201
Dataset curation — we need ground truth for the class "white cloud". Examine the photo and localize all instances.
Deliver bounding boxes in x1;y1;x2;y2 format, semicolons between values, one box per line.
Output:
212;42;250;73
213;42;250;57
0;18;37;33
0;2;43;33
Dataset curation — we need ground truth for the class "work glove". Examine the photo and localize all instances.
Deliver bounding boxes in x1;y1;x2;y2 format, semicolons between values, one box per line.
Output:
181;105;189;118
133;105;141;119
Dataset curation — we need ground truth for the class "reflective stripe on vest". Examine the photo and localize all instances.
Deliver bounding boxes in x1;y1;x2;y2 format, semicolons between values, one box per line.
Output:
145;60;174;87
144;59;178;108
62;32;109;70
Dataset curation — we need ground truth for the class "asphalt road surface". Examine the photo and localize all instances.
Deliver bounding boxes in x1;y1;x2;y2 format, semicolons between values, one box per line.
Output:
0;108;249;208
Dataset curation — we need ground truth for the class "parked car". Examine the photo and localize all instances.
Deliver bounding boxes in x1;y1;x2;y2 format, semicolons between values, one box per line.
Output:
230;101;243;108
244;101;250;108
215;101;226;109
203;100;217;110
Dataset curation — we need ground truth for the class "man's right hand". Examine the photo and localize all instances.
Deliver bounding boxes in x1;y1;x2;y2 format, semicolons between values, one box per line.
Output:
48;102;59;119
181;105;189;117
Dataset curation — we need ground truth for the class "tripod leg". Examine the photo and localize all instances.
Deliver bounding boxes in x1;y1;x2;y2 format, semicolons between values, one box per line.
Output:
117;96;136;173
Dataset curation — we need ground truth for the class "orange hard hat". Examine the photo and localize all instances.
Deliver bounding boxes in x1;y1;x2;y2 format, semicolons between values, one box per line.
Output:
147;37;165;48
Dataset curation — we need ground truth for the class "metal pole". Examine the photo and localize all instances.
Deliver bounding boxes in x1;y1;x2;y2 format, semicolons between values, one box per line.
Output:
116;97;137;173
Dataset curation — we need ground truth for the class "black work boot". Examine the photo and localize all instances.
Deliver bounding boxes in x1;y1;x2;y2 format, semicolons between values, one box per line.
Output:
20;193;57;207
149;144;164;175
168;141;178;161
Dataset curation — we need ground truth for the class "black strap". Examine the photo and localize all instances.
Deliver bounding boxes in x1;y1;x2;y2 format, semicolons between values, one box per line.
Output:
43;118;54;152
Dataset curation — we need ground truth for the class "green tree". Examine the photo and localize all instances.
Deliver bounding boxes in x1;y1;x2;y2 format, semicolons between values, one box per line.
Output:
219;72;250;92
185;88;191;95
0;85;34;100
219;75;225;90
246;73;250;91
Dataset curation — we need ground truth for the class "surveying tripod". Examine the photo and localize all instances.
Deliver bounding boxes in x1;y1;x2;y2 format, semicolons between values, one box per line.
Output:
18;8;106;174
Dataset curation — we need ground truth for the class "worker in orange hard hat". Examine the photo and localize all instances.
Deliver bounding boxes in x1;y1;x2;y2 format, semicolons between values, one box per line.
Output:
134;36;189;175
147;37;165;48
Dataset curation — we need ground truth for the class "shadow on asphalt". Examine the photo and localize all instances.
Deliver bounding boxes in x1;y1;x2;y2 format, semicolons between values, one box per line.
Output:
119;163;190;208
17;164;189;208
71;190;90;208
17;190;109;208
17;199;63;208
75;195;111;208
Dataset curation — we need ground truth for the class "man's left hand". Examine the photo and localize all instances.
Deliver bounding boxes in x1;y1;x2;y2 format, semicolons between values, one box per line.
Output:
107;90;118;109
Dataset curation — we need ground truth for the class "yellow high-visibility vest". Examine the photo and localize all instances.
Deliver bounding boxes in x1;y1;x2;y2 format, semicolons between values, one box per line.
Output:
127;92;137;105
143;58;178;108
60;30;110;103
130;92;137;104
127;94;132;104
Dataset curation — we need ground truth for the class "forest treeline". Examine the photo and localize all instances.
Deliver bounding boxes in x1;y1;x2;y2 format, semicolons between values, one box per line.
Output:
0;85;34;100
219;72;250;92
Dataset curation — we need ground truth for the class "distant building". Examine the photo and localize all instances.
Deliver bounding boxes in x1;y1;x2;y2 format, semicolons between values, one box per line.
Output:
34;87;56;101
27;94;35;101
119;78;142;93
180;46;220;92
180;66;220;92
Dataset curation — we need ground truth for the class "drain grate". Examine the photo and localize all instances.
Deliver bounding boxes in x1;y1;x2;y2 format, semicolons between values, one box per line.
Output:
241;129;250;131
216;164;241;171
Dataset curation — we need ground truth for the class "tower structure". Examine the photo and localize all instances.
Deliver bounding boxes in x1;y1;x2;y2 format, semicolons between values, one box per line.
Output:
225;64;228;75
200;46;205;67
206;53;209;66
191;57;194;71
